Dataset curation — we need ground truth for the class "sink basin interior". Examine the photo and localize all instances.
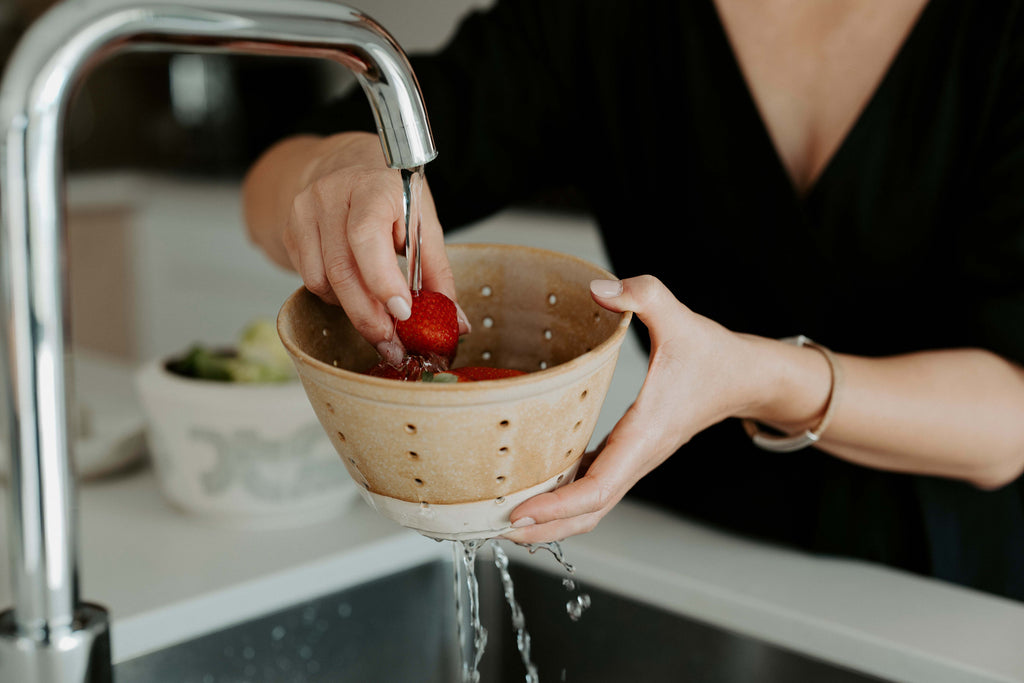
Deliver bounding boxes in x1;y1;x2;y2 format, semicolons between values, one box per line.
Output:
116;552;888;682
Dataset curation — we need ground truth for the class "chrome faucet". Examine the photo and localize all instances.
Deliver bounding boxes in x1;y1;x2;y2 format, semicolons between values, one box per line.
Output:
0;1;436;680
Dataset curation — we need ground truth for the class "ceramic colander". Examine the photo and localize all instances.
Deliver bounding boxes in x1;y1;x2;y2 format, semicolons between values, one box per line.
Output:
277;243;632;540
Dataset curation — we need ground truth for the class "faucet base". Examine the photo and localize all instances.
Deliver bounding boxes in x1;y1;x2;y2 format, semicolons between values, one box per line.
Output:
0;603;111;683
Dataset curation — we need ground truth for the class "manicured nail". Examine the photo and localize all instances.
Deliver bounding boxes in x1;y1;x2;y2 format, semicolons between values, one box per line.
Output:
376;339;404;366
590;279;623;298
387;296;411;321
455;302;472;334
512;516;536;529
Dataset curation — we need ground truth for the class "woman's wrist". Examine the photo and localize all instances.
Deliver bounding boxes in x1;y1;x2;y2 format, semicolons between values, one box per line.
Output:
736;333;834;433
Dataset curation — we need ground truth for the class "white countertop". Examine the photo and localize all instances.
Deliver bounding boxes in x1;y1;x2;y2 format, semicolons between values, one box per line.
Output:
1;173;1022;682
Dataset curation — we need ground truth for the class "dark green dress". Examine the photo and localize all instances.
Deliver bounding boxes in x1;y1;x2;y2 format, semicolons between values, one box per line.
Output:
303;0;1024;600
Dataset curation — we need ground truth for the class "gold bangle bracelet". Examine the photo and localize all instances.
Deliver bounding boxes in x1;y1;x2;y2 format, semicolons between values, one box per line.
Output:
741;335;843;453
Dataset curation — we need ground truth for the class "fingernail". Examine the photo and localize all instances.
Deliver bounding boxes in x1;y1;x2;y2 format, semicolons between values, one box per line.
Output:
455;302;472;334
512;516;535;529
387;296;411;321
376;339;404;366
590;279;623;298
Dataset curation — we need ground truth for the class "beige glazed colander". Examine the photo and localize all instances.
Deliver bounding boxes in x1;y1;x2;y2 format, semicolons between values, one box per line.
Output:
277;243;633;540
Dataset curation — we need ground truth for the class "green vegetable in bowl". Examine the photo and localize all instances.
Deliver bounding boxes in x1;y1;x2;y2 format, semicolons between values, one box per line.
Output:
166;319;296;383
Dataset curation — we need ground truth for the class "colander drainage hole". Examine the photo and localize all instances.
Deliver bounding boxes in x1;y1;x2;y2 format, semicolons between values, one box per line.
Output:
414;478;424;486
539;361;548;370
495;496;506;504
499;420;510;428
481;285;493;297
573;420;582;431
557;474;565;484
408;451;419;460
482;350;492;361
483;316;494;328
496;475;506;483
565;449;573;458
325;403;335;414
548;293;557;305
498;446;509;455
337;431;345;441
405;424;417;434
580;390;588;400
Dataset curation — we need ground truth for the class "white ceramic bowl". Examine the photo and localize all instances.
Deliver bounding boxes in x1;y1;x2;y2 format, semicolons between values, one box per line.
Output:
135;357;359;528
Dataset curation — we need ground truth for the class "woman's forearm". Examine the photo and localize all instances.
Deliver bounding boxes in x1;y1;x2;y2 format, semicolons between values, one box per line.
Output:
749;340;1024;489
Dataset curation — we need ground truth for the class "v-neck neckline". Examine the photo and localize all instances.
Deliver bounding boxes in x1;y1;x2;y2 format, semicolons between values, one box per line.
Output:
706;0;938;204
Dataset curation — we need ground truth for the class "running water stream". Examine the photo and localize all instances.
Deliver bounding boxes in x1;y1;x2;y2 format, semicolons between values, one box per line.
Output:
454;539;592;682
402;166;424;293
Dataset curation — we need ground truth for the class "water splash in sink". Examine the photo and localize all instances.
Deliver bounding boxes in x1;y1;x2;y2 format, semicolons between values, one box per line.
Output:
454;539;590;682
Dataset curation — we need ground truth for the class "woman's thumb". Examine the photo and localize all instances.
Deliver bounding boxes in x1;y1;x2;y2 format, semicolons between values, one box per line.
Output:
590;275;679;320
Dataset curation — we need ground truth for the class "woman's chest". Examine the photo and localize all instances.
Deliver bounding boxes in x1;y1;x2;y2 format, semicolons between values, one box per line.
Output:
711;0;931;195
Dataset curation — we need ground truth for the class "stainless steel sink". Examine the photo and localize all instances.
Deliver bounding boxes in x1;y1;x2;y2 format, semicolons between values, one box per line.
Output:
115;553;888;682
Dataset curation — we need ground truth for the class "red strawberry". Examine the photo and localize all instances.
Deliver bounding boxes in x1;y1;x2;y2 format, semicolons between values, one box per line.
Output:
395;290;459;363
450;366;526;382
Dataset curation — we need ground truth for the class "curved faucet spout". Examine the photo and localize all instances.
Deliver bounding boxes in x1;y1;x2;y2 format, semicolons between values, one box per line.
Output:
0;1;436;680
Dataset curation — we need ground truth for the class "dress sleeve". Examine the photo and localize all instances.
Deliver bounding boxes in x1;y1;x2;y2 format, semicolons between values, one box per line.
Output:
956;11;1024;366
297;0;590;228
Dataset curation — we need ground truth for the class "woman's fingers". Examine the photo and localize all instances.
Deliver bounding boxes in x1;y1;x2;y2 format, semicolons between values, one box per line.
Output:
344;170;415;321
284;192;338;307
277;132;467;351
504;275;707;544
503;413;653;544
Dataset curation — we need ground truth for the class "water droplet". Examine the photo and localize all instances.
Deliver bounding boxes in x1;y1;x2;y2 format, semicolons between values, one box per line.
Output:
242;646;255;660
566;593;592;622
337;602;352;618
271;625;286;641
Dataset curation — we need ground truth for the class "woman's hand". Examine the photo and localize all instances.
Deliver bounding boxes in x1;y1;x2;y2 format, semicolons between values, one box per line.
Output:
503;271;1024;544
243;131;468;364
502;275;830;544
